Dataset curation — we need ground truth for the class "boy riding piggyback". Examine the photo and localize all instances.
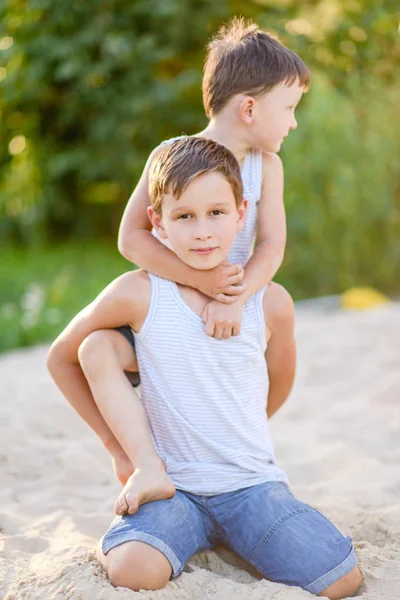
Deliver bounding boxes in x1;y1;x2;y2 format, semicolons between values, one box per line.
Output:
50;19;309;514
48;136;361;598
75;18;310;511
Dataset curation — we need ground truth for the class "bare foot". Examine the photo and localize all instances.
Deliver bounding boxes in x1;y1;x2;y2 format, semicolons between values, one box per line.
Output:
111;451;134;487
114;461;175;516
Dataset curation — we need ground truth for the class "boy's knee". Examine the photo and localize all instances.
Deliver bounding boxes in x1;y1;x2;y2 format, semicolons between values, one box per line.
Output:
78;330;115;375
319;566;362;599
102;542;171;591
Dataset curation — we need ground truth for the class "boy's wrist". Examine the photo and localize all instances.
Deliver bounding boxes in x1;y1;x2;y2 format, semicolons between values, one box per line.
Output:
236;286;250;306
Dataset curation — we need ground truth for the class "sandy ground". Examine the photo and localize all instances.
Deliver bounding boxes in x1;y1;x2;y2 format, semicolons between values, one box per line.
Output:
1;303;399;600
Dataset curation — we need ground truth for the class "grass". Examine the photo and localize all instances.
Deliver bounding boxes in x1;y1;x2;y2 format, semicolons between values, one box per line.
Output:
0;242;132;354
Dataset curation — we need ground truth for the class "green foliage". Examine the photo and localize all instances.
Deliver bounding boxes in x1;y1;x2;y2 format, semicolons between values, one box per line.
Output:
1;0;232;242
278;74;400;298
1;0;399;349
0;242;130;353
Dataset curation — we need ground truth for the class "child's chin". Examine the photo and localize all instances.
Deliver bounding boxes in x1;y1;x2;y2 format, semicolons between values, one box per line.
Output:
191;261;221;271
188;254;226;271
272;140;282;152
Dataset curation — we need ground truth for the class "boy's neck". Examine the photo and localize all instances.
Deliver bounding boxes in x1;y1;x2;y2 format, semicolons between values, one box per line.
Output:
196;120;250;166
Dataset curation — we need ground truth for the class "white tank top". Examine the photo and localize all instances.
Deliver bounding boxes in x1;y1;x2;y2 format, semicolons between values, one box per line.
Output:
152;136;263;266
134;274;288;495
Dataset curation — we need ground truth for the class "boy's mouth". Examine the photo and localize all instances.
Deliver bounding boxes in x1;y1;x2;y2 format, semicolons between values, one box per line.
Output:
191;247;218;255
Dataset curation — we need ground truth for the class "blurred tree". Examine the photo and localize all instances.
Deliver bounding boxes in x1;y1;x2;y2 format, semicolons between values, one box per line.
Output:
0;0;399;297
0;0;233;242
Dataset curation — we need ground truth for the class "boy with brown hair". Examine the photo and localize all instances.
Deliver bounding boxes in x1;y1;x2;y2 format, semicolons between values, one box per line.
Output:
52;17;309;514
47;137;361;597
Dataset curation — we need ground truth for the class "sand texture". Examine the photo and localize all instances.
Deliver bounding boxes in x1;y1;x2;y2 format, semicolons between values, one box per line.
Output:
1;303;399;599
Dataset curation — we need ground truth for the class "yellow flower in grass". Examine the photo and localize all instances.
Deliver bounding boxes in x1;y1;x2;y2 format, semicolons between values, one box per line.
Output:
341;287;391;310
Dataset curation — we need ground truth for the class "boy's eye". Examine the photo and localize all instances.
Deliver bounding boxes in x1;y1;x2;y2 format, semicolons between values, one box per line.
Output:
178;214;191;219
211;209;223;216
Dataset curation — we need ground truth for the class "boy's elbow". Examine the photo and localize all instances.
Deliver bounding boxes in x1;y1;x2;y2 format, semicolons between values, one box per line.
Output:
117;231;129;259
118;229;138;261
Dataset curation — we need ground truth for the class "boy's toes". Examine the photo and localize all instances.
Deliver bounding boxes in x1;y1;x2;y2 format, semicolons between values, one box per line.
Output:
114;493;128;515
126;493;139;515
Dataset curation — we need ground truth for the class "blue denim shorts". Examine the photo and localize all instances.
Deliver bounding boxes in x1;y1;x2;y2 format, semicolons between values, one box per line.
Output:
101;481;357;595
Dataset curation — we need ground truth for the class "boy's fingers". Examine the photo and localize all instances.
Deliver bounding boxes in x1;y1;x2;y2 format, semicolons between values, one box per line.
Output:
201;305;209;324
204;320;215;337
213;324;224;340
222;326;233;340
214;293;238;304
227;267;244;283
232;323;241;336
228;272;244;285
221;285;245;296
229;263;243;275
221;263;242;276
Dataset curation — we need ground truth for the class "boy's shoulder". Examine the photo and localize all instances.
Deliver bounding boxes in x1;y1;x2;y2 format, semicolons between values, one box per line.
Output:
107;269;151;304
103;269;151;331
261;151;284;180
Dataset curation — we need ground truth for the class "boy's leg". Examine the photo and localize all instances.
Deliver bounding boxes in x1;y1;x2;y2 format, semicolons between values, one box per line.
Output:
97;541;172;591
263;283;296;419
79;328;136;485
97;491;214;591
212;482;361;599
79;329;175;515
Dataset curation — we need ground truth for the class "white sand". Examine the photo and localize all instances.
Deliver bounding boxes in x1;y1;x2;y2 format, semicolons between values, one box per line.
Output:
1;303;400;599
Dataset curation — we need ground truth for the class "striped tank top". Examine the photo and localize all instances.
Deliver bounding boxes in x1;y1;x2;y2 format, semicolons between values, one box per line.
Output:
152;136;263;266
134;274;288;495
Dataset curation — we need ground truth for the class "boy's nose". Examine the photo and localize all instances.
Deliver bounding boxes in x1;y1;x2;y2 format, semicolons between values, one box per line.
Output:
290;117;298;131
194;222;212;240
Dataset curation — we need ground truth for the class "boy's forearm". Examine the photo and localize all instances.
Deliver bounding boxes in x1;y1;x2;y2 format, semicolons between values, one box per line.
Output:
239;240;284;304
120;229;197;288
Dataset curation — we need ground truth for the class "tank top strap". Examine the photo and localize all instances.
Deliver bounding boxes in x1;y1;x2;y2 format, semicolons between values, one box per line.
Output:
136;273;180;341
241;148;263;203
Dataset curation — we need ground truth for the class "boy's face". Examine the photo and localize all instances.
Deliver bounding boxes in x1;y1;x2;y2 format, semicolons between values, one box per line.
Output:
149;172;246;271
248;81;304;153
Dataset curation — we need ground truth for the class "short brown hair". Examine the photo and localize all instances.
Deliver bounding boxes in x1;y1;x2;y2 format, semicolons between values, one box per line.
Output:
203;17;310;118
149;137;243;216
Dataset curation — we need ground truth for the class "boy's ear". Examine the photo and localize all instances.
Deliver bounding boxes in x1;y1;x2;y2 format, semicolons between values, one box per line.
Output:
238;96;255;125
236;199;247;233
147;206;168;239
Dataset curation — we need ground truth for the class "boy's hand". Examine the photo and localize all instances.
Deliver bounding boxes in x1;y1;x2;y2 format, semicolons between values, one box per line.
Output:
202;299;245;339
195;261;245;304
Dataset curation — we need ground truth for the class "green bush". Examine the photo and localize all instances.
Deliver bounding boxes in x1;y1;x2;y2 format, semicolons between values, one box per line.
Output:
1;0;399;353
0;243;130;353
279;74;400;298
